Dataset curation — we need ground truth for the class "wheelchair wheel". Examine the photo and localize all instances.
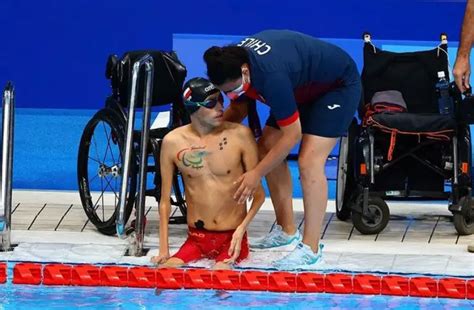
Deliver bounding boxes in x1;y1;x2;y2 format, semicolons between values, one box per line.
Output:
335;119;358;221
453;196;474;235
77;108;137;235
352;196;389;235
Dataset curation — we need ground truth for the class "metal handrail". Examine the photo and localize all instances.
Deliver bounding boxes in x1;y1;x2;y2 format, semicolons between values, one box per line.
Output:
116;55;154;257
1;82;14;251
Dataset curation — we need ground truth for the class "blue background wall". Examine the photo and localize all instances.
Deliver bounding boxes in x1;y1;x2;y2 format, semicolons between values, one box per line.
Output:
0;0;472;191
0;0;468;109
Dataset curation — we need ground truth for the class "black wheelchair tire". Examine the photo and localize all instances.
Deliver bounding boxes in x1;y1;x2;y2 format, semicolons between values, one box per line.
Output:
352;196;390;235
77;108;137;235
335;118;358;221
453;196;474;235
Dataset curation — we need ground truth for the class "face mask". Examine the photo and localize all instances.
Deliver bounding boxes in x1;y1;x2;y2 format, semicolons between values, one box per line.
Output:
225;72;250;100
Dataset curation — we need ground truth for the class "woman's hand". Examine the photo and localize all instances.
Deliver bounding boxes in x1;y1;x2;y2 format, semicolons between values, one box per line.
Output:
453;55;471;93
233;169;261;205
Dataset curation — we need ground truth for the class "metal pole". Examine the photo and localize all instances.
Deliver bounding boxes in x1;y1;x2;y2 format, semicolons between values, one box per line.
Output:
1;82;14;251
116;62;139;239
133;60;154;256
369;132;375;184
453;136;459;185
116;55;154;257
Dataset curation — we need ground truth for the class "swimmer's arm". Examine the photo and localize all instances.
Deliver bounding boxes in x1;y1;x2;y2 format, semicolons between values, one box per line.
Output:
223;98;250;123
157;135;176;258
225;127;265;263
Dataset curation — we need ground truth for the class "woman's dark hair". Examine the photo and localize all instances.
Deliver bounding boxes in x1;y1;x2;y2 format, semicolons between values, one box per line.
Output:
203;46;249;85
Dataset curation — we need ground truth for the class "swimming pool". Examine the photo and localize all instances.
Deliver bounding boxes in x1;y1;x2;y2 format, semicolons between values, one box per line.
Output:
0;285;472;310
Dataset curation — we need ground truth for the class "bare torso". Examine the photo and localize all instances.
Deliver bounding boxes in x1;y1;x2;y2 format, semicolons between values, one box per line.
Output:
168;122;247;231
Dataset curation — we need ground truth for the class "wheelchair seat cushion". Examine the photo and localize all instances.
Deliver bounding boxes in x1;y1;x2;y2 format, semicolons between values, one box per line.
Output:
370;112;456;133
367;112;456;161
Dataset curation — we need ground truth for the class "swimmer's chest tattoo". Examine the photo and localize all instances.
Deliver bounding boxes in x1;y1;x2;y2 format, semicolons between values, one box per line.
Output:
176;146;209;169
218;137;228;150
176;138;230;170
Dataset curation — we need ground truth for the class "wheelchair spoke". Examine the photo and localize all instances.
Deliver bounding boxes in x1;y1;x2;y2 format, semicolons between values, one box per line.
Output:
100;121;114;165
101;176;105;221
105;125;118;166
92;191;105;211
91;133;103;166
88;156;102;165
102;175;120;201
88;174;99;185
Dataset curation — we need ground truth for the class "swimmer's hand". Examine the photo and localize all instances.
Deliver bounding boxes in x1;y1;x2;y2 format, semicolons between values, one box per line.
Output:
234;169;261;205
151;251;170;265
224;225;246;264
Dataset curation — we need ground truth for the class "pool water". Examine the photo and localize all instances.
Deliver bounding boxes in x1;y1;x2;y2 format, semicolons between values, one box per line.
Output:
0;285;472;310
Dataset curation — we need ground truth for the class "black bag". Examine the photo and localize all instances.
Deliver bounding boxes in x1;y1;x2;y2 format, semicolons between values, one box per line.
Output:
106;50;187;107
453;84;474;124
457;94;474;124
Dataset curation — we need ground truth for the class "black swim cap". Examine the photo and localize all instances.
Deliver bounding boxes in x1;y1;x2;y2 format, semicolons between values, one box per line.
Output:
182;77;220;114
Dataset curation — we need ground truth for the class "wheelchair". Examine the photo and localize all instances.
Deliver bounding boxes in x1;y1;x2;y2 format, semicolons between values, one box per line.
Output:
77;50;189;236
336;33;474;235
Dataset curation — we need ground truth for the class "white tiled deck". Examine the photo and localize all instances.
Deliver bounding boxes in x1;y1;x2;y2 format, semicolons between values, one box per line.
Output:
1;190;473;277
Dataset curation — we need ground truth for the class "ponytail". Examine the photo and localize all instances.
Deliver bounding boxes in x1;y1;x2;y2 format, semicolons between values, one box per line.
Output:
203;45;249;85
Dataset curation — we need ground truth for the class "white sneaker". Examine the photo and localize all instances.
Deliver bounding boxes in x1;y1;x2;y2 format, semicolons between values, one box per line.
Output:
250;225;302;250
272;242;325;271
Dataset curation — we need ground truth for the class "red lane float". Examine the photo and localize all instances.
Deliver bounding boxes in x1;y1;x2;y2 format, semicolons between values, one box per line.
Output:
43;264;72;286
0;263;6;284
438;278;467;299
71;264;101;286
240;271;268;291
156;268;184;289
212;270;240;291
268;272;297;292
324;273;353;294
128;267;156;288
381;275;409;296
409;277;438;298
13;263;42;285
2;262;473;300
100;266;129;287
296;272;325;293
183;268;213;289
353;274;381;295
